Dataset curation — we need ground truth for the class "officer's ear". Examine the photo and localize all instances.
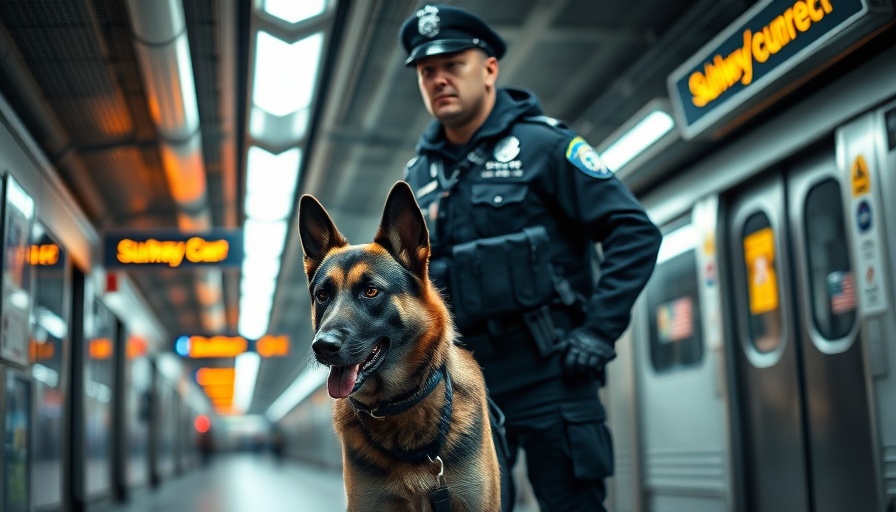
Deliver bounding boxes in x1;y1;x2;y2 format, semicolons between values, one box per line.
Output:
298;194;349;282
483;54;499;89
374;181;430;280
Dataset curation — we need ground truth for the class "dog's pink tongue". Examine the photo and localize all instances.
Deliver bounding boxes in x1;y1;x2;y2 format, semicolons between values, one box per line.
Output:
327;364;359;398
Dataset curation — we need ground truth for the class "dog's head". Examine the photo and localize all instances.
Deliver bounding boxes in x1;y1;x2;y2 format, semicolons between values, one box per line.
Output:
298;181;451;399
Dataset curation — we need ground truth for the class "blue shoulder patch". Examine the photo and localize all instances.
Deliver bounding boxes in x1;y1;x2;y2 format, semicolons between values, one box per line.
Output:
565;136;612;179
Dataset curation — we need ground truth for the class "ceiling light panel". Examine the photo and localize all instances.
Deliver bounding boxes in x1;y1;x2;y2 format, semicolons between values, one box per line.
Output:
600;109;675;171
252;31;324;117
262;0;327;24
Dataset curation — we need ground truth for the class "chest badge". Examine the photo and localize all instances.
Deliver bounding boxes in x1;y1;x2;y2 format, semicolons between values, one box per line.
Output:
494;136;521;162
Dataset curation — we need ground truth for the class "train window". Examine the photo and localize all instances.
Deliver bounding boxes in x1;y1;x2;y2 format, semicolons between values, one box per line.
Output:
29;224;68;510
742;213;782;353
85;298;115;498
804;178;855;339
646;244;703;373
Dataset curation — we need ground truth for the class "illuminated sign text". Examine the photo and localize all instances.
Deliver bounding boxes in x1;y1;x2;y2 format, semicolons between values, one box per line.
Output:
116;237;229;268
104;229;243;269
688;0;833;108
668;0;880;139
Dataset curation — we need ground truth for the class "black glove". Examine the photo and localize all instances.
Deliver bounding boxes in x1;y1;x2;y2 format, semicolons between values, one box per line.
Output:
561;328;617;379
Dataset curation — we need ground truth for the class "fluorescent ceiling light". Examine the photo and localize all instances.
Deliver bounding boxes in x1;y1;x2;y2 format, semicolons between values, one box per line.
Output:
266;365;328;422
656;224;698;264
240;278;277;298
245;192;294;223
243;219;288;260
262;0;326;24
245;146;301;222
234;352;261;413
246;146;301;197
249;106;310;143
238;310;270;340
253;31;323;116
600;109;675;171
241;257;281;281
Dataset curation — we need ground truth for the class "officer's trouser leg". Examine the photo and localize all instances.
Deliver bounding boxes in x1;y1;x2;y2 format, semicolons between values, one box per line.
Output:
509;398;611;512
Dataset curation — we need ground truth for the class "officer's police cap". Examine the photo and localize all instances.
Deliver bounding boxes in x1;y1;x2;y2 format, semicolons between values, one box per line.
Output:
399;5;506;67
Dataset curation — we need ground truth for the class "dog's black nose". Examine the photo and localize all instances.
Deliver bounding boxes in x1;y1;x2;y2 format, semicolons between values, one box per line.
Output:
312;333;342;357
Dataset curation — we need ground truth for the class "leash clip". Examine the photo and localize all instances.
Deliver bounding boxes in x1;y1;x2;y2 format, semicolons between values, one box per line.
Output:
427;455;444;477
366;408;384;420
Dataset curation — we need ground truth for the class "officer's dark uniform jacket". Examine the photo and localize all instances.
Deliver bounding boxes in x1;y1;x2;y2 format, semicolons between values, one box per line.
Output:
405;87;662;394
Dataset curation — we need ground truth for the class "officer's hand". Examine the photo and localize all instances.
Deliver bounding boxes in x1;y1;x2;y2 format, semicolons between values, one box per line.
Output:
561;329;617;379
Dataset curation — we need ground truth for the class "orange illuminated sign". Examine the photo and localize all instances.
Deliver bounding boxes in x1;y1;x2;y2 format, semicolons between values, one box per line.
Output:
196;367;235;386
127;336;147;359
177;334;291;358
29;340;55;361
256;335;289;357
115;237;230;268
204;385;234;399
188;336;248;358
29;244;60;266
89;338;113;359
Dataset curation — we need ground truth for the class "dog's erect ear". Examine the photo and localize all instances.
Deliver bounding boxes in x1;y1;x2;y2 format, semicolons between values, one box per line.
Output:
298;194;348;281
373;181;430;279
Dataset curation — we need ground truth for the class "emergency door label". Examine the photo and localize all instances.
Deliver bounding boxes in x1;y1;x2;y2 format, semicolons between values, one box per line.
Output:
848;154;888;315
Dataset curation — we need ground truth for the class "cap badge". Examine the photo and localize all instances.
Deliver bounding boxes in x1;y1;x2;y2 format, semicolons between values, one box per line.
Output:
417;5;440;38
494;136;521;163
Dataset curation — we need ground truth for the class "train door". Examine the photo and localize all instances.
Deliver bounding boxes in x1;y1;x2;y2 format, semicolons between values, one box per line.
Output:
838;102;896;511
726;149;879;512
634;196;734;512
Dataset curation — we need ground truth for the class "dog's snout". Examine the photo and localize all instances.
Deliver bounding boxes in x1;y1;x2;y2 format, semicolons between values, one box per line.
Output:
312;333;343;358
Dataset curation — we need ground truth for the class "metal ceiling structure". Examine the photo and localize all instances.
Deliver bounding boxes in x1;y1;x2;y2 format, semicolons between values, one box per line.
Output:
0;0;758;416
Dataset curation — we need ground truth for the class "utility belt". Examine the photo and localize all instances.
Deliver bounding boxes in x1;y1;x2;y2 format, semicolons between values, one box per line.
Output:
460;305;578;360
429;226;583;359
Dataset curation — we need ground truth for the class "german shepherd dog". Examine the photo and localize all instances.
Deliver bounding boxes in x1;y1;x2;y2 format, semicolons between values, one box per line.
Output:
298;181;501;511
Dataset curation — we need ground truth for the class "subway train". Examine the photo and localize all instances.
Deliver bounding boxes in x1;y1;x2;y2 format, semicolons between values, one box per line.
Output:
607;51;896;512
0;0;892;511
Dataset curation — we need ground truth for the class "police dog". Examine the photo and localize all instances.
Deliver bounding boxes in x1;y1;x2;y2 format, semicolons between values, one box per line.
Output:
298;181;501;511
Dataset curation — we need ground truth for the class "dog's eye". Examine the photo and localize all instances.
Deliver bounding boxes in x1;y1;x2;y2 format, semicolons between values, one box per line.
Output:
363;287;379;298
314;289;329;303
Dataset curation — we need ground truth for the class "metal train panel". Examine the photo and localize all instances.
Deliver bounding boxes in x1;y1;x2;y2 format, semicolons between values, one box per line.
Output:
631;196;733;512
624;31;896;512
837;105;896;510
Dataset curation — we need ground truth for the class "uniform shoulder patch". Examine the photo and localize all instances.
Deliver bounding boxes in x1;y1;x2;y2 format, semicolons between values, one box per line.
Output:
565;136;611;179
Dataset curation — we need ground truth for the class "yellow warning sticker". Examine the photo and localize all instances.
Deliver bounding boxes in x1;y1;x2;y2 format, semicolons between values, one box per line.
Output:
744;227;778;315
851;155;870;197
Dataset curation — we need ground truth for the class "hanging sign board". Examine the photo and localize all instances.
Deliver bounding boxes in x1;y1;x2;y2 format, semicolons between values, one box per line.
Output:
104;229;243;269
668;0;893;140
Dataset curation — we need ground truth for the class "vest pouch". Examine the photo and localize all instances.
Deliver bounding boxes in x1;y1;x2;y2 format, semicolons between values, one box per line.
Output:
450;226;554;328
509;226;553;308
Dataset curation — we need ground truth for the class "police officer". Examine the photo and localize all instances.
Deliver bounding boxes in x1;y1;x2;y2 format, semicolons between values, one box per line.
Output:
399;5;662;511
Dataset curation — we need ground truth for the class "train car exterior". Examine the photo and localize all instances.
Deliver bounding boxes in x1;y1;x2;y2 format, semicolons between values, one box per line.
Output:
0;88;208;510
607;3;896;510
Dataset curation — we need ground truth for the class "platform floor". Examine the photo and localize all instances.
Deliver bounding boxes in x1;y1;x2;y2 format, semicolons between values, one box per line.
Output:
95;452;546;512
99;454;347;512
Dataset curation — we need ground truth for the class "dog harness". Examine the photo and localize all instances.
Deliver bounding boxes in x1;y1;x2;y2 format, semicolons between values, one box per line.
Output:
348;364;454;510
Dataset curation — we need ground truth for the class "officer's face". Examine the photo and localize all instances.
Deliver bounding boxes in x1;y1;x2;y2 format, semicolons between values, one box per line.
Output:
415;49;497;128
